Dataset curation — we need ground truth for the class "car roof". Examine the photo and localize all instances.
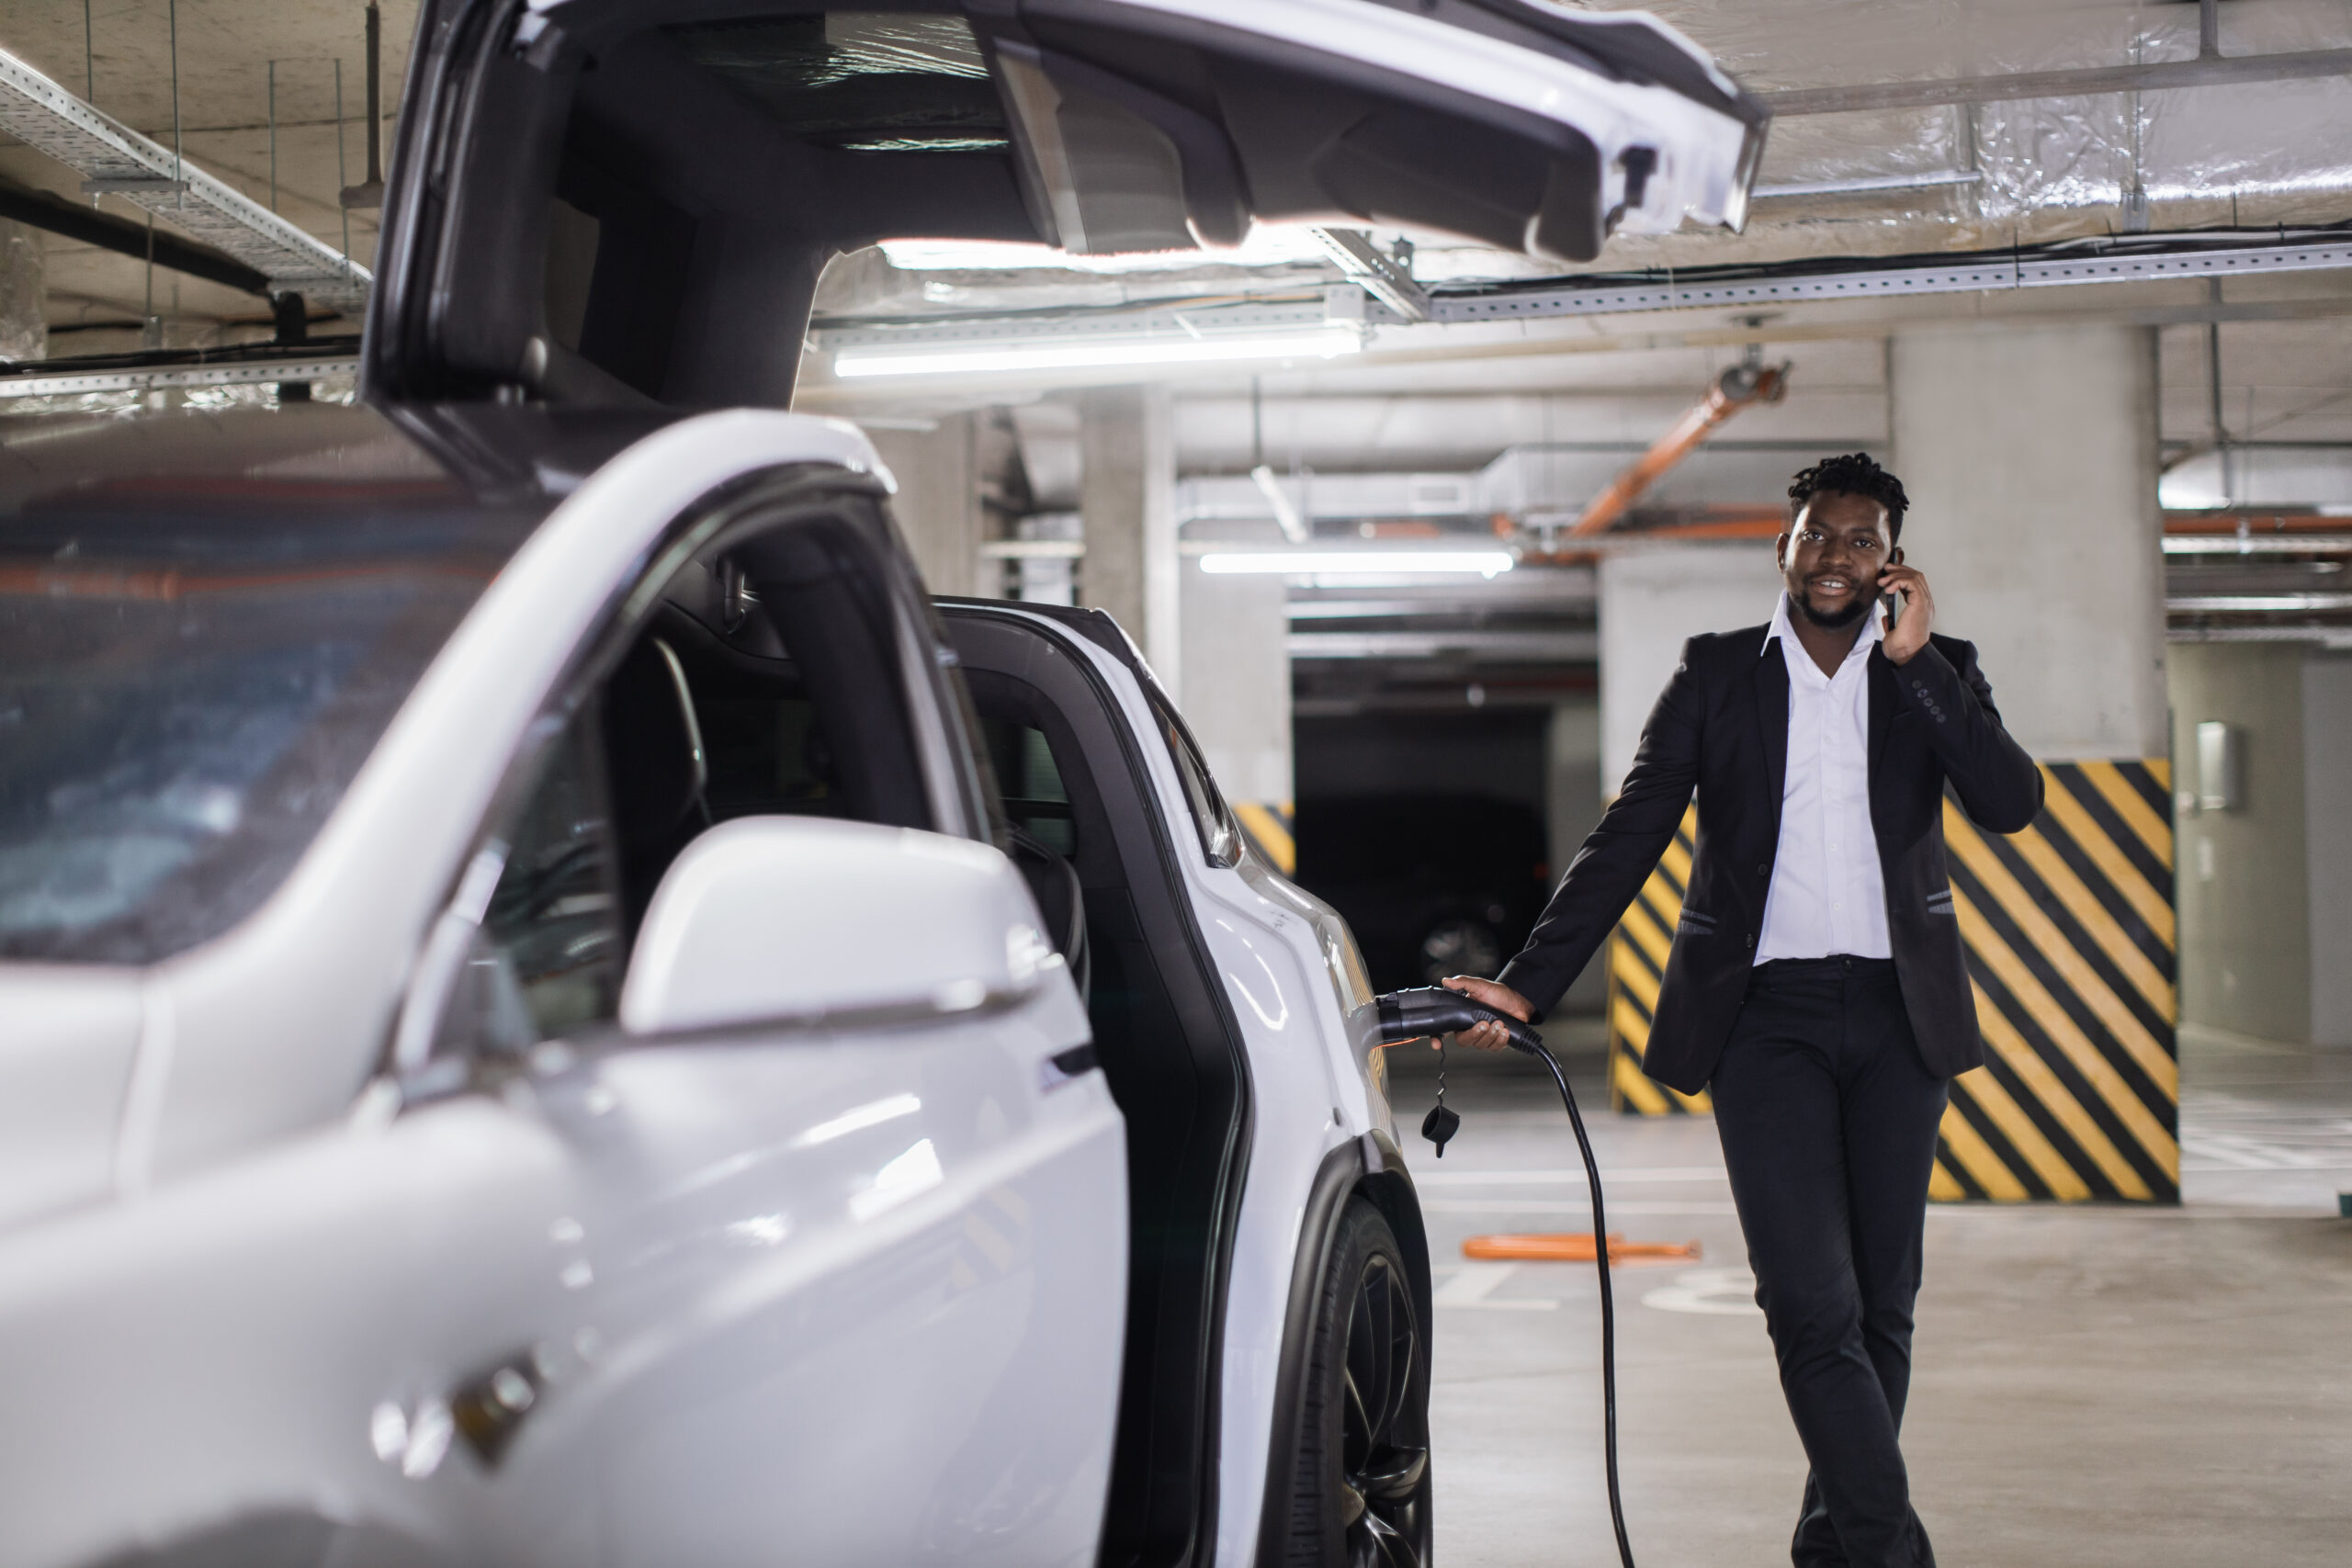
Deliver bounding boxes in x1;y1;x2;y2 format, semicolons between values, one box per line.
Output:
0;403;693;542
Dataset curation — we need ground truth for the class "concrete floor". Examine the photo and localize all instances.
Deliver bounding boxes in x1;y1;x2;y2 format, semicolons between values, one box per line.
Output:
1389;1024;2352;1567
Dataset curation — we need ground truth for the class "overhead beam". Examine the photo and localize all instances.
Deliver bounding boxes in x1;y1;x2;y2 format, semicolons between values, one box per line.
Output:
1312;229;1430;322
0;174;268;297
1761;48;2352;117
0;350;359;399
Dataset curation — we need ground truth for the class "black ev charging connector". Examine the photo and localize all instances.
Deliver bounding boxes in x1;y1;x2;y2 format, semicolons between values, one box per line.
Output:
1374;987;1637;1568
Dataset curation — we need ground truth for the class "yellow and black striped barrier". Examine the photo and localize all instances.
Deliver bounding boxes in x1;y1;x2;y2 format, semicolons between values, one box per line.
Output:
1606;762;2180;1202
1233;800;1296;875
1605;804;1713;1115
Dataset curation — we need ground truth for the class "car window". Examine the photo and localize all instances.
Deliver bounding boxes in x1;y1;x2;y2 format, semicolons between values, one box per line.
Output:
0;512;535;964
1149;695;1240;870
699;688;838;818
435;713;626;1058
978;715;1075;858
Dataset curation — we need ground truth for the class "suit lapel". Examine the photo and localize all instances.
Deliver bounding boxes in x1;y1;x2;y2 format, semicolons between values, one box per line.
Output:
1753;634;1789;837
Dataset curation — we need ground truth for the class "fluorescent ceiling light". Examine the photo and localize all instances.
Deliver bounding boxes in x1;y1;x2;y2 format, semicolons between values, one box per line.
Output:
1200;550;1514;578
879;227;1335;273
834;327;1361;379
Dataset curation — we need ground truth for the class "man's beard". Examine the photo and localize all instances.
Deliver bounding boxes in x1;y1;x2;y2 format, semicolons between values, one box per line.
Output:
1792;589;1870;629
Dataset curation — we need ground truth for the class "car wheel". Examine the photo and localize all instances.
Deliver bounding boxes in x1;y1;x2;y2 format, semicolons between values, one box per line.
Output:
1419;916;1501;985
1286;1197;1430;1567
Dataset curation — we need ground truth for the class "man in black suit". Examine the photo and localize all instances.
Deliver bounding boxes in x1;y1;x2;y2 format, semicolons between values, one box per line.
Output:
1448;454;2041;1568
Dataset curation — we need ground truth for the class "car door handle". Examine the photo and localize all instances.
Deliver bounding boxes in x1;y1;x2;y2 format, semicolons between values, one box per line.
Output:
449;1349;548;1467
1038;1043;1099;1091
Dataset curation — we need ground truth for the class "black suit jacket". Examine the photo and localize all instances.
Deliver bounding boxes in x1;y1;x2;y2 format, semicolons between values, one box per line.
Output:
1497;626;2041;1094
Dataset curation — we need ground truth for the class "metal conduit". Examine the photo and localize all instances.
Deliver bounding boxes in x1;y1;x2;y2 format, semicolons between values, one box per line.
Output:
0;45;369;314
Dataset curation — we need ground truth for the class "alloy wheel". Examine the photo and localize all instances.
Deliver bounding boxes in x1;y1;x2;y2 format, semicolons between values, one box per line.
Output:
1339;1252;1428;1568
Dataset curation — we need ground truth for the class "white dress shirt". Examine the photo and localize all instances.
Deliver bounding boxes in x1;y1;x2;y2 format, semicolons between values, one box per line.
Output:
1754;592;1892;964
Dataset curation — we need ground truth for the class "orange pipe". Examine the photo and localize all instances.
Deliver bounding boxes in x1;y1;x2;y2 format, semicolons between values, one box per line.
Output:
1569;362;1789;536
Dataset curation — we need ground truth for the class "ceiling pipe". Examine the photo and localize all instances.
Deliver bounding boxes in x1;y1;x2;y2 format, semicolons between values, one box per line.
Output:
1566;354;1791;536
0;172;266;296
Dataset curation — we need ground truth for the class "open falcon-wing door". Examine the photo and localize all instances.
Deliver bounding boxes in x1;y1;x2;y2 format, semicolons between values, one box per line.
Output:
975;0;1765;260
368;0;1763;408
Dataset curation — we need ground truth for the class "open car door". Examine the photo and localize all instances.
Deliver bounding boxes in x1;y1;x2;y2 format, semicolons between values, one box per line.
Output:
368;0;1764;408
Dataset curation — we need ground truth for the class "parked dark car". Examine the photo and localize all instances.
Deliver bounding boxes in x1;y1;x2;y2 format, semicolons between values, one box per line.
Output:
1293;793;1552;993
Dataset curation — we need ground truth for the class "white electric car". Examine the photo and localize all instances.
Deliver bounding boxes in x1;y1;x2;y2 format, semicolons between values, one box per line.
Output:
0;3;1762;1564
0;403;1415;1568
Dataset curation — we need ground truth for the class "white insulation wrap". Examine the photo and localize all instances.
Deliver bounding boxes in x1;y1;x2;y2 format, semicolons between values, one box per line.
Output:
1617;0;2352;223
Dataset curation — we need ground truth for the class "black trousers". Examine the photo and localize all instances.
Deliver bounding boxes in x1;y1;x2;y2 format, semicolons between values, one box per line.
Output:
1710;955;1950;1568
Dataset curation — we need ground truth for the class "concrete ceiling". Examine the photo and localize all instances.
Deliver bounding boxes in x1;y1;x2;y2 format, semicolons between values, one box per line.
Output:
0;0;2342;497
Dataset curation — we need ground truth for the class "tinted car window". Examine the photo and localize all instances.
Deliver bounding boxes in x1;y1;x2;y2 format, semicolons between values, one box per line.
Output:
480;716;625;1043
0;513;535;964
1148;694;1239;869
979;715;1075;858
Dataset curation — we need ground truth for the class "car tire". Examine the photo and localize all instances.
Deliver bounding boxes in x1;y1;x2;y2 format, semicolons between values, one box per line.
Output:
1284;1197;1431;1567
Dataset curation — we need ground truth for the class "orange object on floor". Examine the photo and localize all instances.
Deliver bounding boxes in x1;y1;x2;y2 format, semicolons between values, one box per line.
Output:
1464;1232;1702;1264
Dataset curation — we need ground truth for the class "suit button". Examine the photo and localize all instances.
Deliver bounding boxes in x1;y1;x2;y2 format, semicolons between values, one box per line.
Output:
1756;863;1769;875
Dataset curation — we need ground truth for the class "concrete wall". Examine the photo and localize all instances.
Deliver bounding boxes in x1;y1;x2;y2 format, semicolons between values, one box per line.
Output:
1546;697;1607;1012
1597;546;1783;788
2304;656;2352;1047
2170;642;2312;1043
1890;323;2167;760
1080;385;1180;699
865;415;982;599
1178;569;1291;805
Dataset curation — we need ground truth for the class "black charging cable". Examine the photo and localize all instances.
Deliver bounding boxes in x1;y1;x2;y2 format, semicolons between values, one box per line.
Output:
1374;987;1636;1568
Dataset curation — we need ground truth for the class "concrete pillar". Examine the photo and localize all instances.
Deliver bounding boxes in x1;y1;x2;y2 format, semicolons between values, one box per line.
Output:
1894;324;2186;1201
1597;547;1783;787
1890;323;2167;759
1179;567;1290;807
1079;385;1180;698
1595;545;1781;1107
866;415;983;598
0;219;43;363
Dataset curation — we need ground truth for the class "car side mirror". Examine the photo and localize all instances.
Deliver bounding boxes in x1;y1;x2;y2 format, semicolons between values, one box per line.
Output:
618;817;1058;1037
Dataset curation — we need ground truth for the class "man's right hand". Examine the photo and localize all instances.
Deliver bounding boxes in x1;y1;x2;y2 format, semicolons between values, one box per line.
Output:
1438;976;1533;1051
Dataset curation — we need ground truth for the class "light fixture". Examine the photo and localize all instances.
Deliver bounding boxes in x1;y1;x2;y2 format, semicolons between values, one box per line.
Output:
1250;464;1309;543
878;228;1335;273
832;326;1362;379
1199;550;1514;578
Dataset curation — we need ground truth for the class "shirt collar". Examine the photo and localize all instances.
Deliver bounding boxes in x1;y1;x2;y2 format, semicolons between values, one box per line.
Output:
1765;590;1883;670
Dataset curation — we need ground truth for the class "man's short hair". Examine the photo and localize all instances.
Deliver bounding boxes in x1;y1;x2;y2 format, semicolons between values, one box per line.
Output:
1788;453;1908;540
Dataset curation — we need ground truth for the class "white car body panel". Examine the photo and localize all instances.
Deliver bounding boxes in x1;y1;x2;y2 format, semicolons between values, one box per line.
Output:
546;986;1124;1568
0;966;141;1230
